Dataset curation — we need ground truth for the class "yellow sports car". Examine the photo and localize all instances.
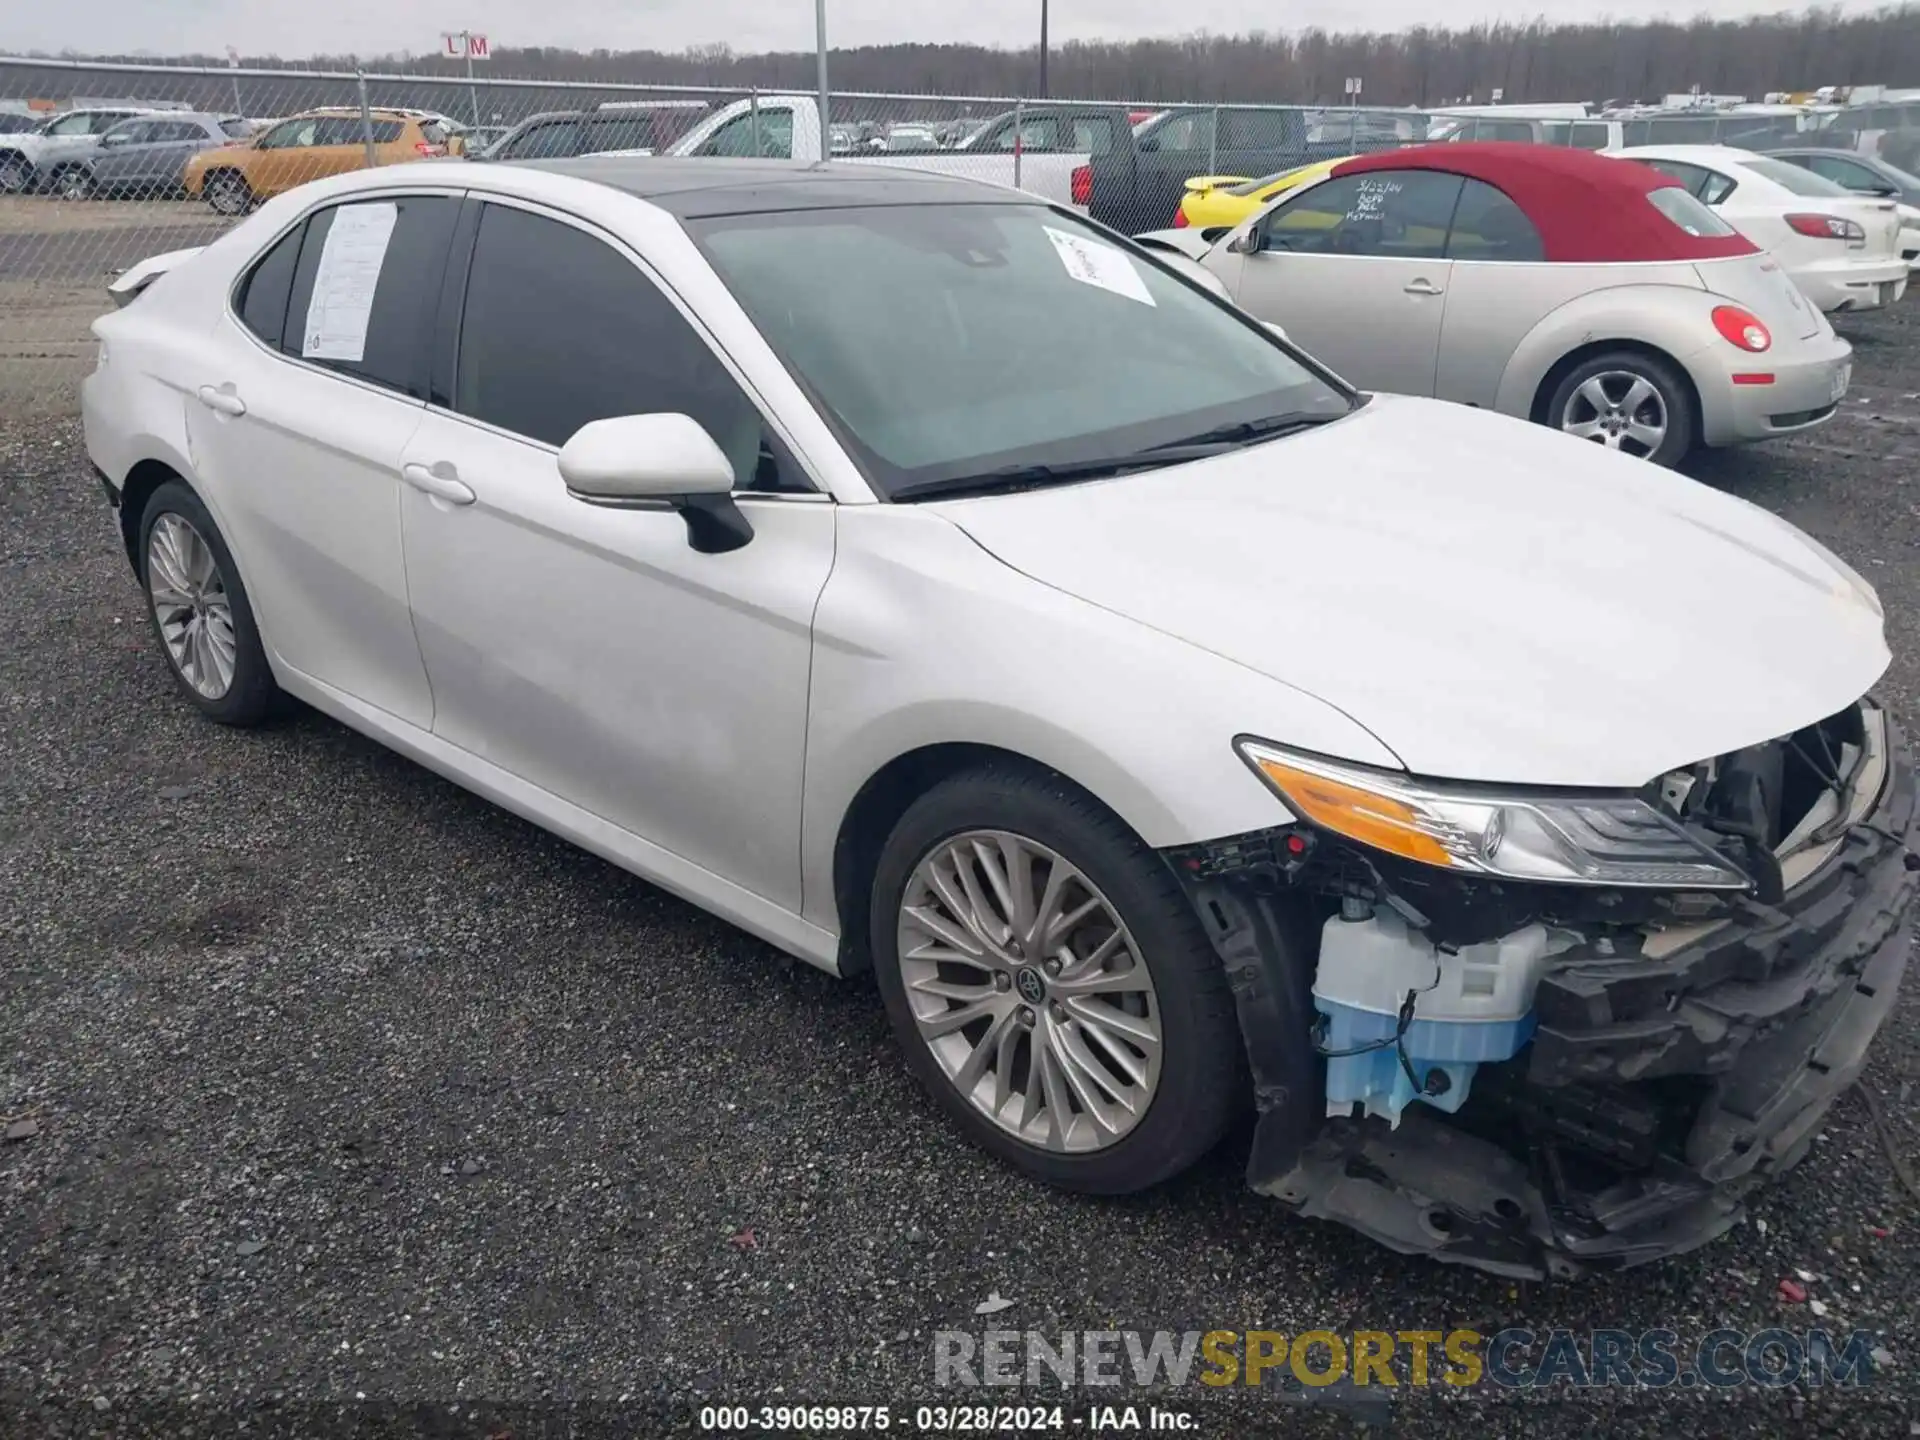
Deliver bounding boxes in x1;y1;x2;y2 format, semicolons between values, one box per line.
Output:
1173;156;1350;230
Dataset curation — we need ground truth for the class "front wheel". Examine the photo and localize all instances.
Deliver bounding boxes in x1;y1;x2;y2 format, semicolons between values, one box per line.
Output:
203;170;252;216
1547;350;1695;467
0;154;29;193
869;766;1246;1195
137;480;283;726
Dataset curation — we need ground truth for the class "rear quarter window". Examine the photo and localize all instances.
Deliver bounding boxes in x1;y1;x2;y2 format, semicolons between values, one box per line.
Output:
235;222;305;348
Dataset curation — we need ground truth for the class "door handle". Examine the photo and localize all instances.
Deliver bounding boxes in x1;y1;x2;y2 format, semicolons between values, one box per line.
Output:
1403;278;1444;296
195;384;246;416
401;462;476;506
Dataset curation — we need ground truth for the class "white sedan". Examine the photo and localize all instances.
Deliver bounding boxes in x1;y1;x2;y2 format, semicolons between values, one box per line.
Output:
82;156;1913;1279
1611;144;1910;313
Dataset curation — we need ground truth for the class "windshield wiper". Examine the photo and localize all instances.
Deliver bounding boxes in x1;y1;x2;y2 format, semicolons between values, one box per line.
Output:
891;449;1224;502
1141;410;1346;453
890;411;1352;502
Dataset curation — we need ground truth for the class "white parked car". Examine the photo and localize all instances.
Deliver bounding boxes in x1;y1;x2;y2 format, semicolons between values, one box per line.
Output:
1612;144;1910;312
83;158;1914;1279
664;95;1101;210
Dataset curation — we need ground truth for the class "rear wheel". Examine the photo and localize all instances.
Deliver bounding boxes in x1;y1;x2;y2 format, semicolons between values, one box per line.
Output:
869;766;1245;1194
203;170;252;216
1547;350;1694;467
137;481;282;726
52;165;94;201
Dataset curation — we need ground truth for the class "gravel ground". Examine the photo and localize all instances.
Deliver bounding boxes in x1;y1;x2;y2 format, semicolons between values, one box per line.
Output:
4;293;1920;1438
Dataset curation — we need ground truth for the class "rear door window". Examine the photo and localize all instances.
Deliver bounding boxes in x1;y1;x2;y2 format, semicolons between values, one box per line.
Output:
283;195;461;397
1570;122;1611;150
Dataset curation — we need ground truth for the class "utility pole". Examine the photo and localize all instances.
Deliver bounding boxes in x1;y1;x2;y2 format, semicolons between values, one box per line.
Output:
464;32;480;129
1039;0;1050;98
815;0;831;154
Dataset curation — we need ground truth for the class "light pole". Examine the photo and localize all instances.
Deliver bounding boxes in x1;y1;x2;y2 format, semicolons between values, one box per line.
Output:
1039;0;1049;98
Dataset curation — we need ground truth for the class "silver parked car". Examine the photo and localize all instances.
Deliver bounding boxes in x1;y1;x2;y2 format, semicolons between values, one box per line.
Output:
75;113;255;200
0;106;157;193
1141;143;1854;466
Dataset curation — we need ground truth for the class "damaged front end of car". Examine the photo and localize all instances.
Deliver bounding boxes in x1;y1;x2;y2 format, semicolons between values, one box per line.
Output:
1168;699;1918;1279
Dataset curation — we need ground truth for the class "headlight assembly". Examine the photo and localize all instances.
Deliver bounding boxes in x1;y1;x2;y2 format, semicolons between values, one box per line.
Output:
1237;740;1752;891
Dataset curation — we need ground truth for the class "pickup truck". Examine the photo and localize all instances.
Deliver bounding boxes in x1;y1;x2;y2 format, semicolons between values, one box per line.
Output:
662;95;1127;210
1084;105;1415;235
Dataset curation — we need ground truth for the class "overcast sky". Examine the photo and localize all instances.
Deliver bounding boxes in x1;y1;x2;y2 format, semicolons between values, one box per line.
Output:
0;0;1890;61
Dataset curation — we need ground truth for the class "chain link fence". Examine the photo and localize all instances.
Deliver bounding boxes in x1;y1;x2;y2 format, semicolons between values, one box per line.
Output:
0;53;1432;406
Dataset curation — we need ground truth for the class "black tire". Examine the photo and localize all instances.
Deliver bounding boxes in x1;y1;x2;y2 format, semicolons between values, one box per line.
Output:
136;480;283;727
52;165;94;201
203;170;251;216
1545;349;1695;467
0;153;29;194
869;765;1246;1195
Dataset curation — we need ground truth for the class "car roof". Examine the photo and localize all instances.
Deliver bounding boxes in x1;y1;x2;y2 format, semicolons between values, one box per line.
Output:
1609;143;1769;164
519;156;1031;216
1332;142;1758;264
115;111;231;126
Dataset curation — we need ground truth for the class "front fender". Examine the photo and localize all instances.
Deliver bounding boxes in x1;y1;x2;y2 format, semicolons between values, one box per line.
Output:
1494;285;1720;422
797;507;1405;938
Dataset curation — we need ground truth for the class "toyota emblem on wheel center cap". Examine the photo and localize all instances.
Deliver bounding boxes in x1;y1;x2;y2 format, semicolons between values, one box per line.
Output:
1014;967;1047;1005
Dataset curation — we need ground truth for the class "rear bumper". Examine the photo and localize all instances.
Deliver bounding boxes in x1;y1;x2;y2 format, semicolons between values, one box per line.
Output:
1794;257;1909;313
1694;331;1854;446
1188;714;1918;1280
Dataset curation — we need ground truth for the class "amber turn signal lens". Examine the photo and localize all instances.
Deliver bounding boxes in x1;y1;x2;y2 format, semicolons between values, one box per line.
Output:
1251;757;1456;868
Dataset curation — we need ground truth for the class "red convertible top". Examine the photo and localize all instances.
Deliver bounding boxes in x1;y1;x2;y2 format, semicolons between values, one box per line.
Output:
1331;143;1760;264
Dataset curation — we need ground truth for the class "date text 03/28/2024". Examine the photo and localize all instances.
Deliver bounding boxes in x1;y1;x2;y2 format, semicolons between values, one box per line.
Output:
697;1406;1191;1432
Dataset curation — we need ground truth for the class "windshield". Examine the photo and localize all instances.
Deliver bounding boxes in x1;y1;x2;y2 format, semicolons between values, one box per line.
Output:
1742;156;1853;196
692;203;1353;499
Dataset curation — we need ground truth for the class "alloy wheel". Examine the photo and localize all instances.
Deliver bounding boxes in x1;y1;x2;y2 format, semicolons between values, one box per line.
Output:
0;157;26;193
1560;370;1668;458
147;513;237;700
895;830;1163;1153
206;175;248;215
55;167;92;201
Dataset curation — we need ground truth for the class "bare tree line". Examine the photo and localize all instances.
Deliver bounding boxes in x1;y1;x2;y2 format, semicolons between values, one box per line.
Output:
22;6;1920;106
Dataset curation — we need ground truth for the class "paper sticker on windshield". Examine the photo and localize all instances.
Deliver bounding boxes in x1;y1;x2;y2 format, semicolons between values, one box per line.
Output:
1043;226;1156;307
302;201;398;362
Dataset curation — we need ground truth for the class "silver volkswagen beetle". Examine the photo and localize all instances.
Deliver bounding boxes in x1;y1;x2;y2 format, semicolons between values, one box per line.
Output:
1139;142;1855;467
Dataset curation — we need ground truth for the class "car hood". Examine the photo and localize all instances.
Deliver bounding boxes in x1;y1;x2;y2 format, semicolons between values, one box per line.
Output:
935;395;1890;788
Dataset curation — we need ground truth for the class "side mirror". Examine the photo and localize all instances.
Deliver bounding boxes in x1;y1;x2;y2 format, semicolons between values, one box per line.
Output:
559;413;753;554
99;133;128;148
1227;228;1261;255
